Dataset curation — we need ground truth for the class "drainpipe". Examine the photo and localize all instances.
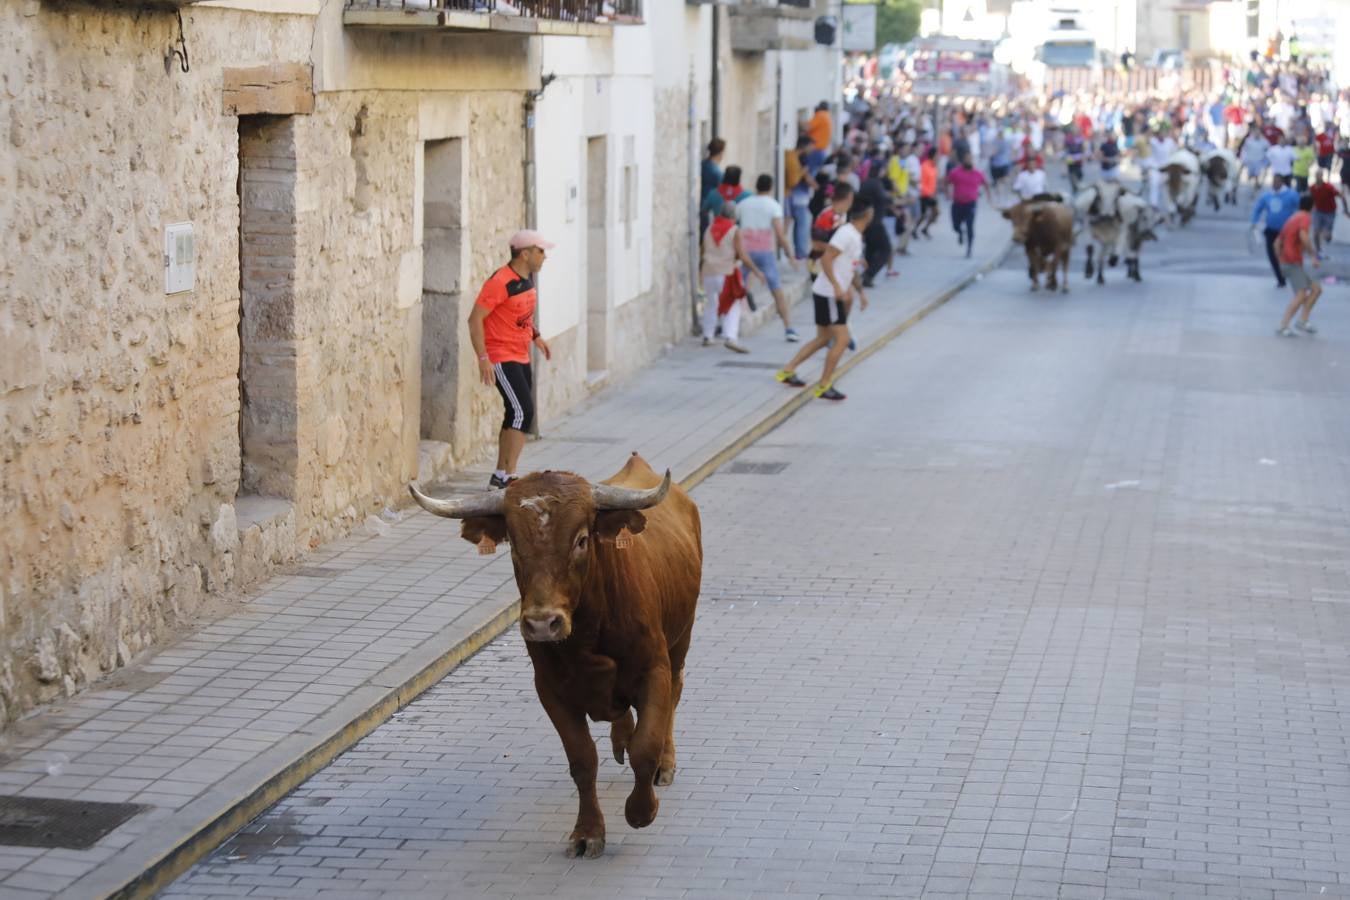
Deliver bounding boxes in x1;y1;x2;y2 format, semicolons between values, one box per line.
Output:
523;72;555;438
711;6;721;138
689;67;702;335
774;52;783;206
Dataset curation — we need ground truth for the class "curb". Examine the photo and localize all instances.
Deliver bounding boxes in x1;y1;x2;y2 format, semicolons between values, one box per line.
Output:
96;242;1010;900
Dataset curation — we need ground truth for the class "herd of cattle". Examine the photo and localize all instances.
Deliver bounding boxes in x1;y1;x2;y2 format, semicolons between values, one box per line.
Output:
1001;146;1239;292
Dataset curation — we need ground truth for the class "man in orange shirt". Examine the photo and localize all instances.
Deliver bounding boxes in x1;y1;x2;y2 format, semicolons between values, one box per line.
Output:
912;147;940;238
468;230;554;488
1275;195;1322;337
804;101;833;174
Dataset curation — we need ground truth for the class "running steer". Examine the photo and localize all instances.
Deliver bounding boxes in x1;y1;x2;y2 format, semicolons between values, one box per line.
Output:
409;453;702;859
1002;196;1074;293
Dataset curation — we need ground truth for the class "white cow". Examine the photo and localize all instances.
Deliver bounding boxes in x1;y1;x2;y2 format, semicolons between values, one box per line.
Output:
1073;182;1164;284
1197;147;1239;211
1159;149;1201;225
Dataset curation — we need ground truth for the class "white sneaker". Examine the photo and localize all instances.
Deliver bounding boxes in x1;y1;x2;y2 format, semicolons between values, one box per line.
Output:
1295;320;1318;334
702;336;713;347
1276;326;1297;337
724;340;750;354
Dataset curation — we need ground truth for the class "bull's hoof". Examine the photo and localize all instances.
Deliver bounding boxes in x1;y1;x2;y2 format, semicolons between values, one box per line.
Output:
1030;282;1040;292
625;790;659;829
655;764;676;787
1061;284;1070;294
567;832;606;859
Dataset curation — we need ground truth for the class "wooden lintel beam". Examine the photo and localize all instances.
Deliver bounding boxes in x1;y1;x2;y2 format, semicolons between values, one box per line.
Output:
223;63;315;116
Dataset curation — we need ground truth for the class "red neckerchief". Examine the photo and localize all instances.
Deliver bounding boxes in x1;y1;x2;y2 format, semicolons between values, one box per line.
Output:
717;184;741;204
710;215;735;244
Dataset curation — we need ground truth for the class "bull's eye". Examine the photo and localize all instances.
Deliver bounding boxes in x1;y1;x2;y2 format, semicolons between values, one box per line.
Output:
573;532;588;553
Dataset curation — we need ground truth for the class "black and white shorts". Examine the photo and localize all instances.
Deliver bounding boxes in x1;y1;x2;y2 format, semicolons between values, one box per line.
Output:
812;292;849;327
493;361;534;433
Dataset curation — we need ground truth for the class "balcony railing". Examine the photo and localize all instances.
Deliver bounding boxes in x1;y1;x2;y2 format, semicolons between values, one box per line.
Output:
344;0;643;33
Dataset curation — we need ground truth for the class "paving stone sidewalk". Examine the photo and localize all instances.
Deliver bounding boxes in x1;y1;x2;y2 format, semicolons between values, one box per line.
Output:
0;220;1009;898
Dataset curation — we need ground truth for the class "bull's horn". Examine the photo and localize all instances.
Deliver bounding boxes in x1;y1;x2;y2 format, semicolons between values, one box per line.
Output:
592;469;672;511
408;483;505;518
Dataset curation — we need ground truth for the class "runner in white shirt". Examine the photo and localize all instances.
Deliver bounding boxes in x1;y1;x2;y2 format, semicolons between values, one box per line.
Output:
1267;138;1295;179
1013;155;1048;200
1269;95;1296;133
775;204;873;402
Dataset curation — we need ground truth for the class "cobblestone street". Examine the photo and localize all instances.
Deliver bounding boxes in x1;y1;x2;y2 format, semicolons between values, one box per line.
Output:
167;201;1350;899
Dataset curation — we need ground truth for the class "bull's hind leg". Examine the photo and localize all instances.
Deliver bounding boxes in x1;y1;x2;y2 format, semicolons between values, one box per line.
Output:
657;666;684;786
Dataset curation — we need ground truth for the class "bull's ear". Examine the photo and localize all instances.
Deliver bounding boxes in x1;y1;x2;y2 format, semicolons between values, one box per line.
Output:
460;516;509;547
595;509;647;542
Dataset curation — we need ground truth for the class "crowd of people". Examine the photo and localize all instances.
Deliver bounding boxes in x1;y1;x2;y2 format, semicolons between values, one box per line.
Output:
696;41;1350;401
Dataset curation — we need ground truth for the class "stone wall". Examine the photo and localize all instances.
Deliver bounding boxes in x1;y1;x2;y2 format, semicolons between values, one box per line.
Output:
0;4;528;722
1;3;692;723
0;4;315;716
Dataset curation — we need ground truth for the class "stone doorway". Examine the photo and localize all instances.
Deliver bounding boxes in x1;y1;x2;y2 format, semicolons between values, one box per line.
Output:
236;114;298;512
420;138;464;444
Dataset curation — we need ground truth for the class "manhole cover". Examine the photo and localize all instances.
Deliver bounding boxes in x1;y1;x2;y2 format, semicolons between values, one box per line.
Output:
292;567;346;578
724;461;790;475
715;360;780;369
0;796;145;849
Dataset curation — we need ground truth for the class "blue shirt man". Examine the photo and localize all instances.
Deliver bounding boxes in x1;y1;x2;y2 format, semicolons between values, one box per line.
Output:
1251;176;1300;286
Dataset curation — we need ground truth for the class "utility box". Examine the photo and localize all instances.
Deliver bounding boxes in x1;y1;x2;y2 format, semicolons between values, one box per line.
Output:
164;222;195;294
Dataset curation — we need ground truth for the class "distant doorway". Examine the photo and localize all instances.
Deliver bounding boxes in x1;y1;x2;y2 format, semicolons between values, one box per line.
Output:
420;138;464;443
586;136;609;375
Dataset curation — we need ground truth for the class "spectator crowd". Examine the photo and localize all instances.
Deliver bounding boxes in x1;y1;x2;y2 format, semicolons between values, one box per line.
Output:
697;34;1350;398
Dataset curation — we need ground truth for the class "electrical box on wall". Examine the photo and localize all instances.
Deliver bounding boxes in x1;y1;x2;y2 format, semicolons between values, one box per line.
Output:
164;222;195;294
565;180;579;223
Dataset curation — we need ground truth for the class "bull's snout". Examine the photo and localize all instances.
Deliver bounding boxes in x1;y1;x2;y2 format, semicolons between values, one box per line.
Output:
521;611;569;642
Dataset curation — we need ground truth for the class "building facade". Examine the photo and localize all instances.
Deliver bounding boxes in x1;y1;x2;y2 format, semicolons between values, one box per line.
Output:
0;0;840;721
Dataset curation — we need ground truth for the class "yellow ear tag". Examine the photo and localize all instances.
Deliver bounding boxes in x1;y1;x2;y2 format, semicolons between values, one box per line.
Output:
613;528;632;550
477;537;498;556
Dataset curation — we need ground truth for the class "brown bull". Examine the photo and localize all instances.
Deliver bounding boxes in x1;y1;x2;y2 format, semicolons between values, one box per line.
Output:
409;453;701;859
1002;196;1074;293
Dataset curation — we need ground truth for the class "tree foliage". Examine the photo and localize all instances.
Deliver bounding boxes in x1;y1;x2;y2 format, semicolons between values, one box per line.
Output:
875;0;922;48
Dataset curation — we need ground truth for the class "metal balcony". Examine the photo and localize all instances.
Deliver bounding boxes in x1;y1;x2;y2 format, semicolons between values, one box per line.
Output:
727;0;816;52
344;0;643;35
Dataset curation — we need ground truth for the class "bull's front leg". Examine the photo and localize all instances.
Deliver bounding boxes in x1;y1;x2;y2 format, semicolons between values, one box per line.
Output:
537;682;606;858
625;662;673;829
1084;244;1095;279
